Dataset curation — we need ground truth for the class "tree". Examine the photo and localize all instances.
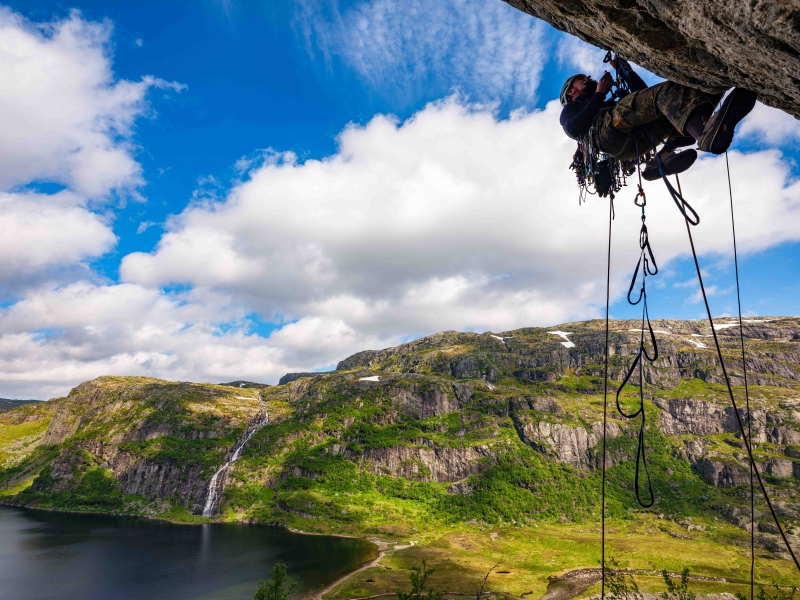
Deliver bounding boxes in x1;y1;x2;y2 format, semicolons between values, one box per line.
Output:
753;584;798;600
397;559;445;600
255;561;297;600
661;568;695;600
476;562;501;599
604;558;643;600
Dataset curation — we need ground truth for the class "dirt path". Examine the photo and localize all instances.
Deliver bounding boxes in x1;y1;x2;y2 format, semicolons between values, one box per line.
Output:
311;538;390;600
534;568;603;600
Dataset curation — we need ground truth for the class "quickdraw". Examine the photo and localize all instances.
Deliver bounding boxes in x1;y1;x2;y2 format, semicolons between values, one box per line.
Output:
570;128;632;203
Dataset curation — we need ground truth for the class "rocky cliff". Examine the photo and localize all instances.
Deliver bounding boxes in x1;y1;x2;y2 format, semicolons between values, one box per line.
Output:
504;0;800;120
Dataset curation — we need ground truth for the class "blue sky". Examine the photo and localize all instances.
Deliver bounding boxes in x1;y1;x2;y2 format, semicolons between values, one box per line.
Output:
0;0;798;397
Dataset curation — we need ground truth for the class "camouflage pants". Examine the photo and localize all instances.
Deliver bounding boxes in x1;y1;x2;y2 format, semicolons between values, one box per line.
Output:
595;81;723;160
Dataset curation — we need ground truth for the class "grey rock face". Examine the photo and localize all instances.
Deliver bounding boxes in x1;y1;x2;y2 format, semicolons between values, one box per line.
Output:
656;398;739;436
694;457;751;488
767;459;796;478
513;417;621;469
391;386;459;419
278;372;330;385
358;445;496;482
503;0;800;119
447;481;475;494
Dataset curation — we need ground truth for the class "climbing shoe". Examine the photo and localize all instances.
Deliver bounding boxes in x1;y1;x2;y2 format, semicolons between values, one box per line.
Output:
665;135;696;150
698;88;758;154
641;148;698;181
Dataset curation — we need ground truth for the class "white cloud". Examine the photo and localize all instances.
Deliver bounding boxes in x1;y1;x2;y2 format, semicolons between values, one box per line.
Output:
0;282;383;399
137;221;157;234
294;0;547;106
0;191;116;287
118;98;800;362
556;35;607;76
0;8;181;200
739;101;800;146
686;285;734;305
0;8;182;293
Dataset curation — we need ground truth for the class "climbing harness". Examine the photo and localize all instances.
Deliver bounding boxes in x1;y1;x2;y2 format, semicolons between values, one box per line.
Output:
570;128;632;203
569;53;638;204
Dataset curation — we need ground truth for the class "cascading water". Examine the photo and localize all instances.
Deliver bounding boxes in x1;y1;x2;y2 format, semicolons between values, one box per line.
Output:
202;409;269;517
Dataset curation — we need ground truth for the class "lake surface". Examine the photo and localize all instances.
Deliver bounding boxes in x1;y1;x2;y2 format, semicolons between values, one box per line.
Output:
0;507;377;600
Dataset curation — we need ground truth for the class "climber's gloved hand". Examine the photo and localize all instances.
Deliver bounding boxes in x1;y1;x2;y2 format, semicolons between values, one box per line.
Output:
596;71;614;96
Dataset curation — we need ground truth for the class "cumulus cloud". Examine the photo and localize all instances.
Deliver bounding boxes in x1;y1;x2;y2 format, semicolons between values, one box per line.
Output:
0;191;116;288
0;8;181;200
0;282;386;399
119;98;800;357
739;101;800;146
294;0;547;106
0;8;182;294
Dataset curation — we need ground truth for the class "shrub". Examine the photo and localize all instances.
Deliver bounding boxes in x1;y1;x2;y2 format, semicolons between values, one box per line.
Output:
254;561;296;600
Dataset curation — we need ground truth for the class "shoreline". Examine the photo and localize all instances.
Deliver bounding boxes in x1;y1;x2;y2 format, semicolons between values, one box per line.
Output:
312;537;390;600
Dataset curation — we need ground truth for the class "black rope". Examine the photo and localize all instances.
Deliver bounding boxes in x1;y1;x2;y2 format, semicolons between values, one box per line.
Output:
601;194;613;600
614;147;656;508
724;153;755;597
674;172;800;572
648;131;701;225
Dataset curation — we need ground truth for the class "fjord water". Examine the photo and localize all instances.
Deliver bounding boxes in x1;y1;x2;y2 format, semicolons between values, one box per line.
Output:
0;507;377;600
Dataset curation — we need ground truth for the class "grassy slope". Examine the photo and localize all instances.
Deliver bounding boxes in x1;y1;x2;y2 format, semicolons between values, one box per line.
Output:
224;372;799;598
1;322;799;598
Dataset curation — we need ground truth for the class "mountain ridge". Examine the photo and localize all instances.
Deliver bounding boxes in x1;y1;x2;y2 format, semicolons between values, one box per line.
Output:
1;317;799;598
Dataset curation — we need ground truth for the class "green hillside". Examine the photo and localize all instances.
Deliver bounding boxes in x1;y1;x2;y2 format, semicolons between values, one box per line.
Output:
1;318;799;598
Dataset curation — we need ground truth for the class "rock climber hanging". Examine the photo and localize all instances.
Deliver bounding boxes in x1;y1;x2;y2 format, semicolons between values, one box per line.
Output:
561;52;757;198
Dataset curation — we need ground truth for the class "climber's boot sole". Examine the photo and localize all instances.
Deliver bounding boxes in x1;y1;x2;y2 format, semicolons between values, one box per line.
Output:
642;149;698;181
699;89;758;155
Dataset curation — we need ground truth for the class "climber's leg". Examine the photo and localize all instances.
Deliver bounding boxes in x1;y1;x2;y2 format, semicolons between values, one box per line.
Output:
611;81;723;137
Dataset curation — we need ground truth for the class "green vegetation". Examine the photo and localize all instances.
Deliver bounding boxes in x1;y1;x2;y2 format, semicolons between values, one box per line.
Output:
606;558;643;600
661;568;695;600
397;560;444;600
20;466;125;510
1;320;800;598
254;561;296;600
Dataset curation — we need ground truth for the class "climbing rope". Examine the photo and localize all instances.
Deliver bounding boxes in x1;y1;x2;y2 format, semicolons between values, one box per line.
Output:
614;147;657;508
599;144;800;600
674;171;800;572
601;191;614;600
724;151;755;600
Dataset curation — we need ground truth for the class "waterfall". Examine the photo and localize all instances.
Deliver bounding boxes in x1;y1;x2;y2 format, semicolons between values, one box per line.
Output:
202;409;269;517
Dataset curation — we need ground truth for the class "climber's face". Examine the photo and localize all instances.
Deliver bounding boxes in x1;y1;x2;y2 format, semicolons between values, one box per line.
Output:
567;75;596;101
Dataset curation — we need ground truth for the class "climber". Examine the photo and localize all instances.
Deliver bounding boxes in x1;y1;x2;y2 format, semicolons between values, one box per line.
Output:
559;54;757;181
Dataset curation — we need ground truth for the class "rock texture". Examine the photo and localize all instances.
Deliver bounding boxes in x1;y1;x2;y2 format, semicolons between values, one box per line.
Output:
512;415;621;469
354;444;496;482
504;0;800;119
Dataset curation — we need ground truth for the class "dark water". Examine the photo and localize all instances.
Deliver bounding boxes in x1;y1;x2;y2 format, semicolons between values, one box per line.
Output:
0;507;377;600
